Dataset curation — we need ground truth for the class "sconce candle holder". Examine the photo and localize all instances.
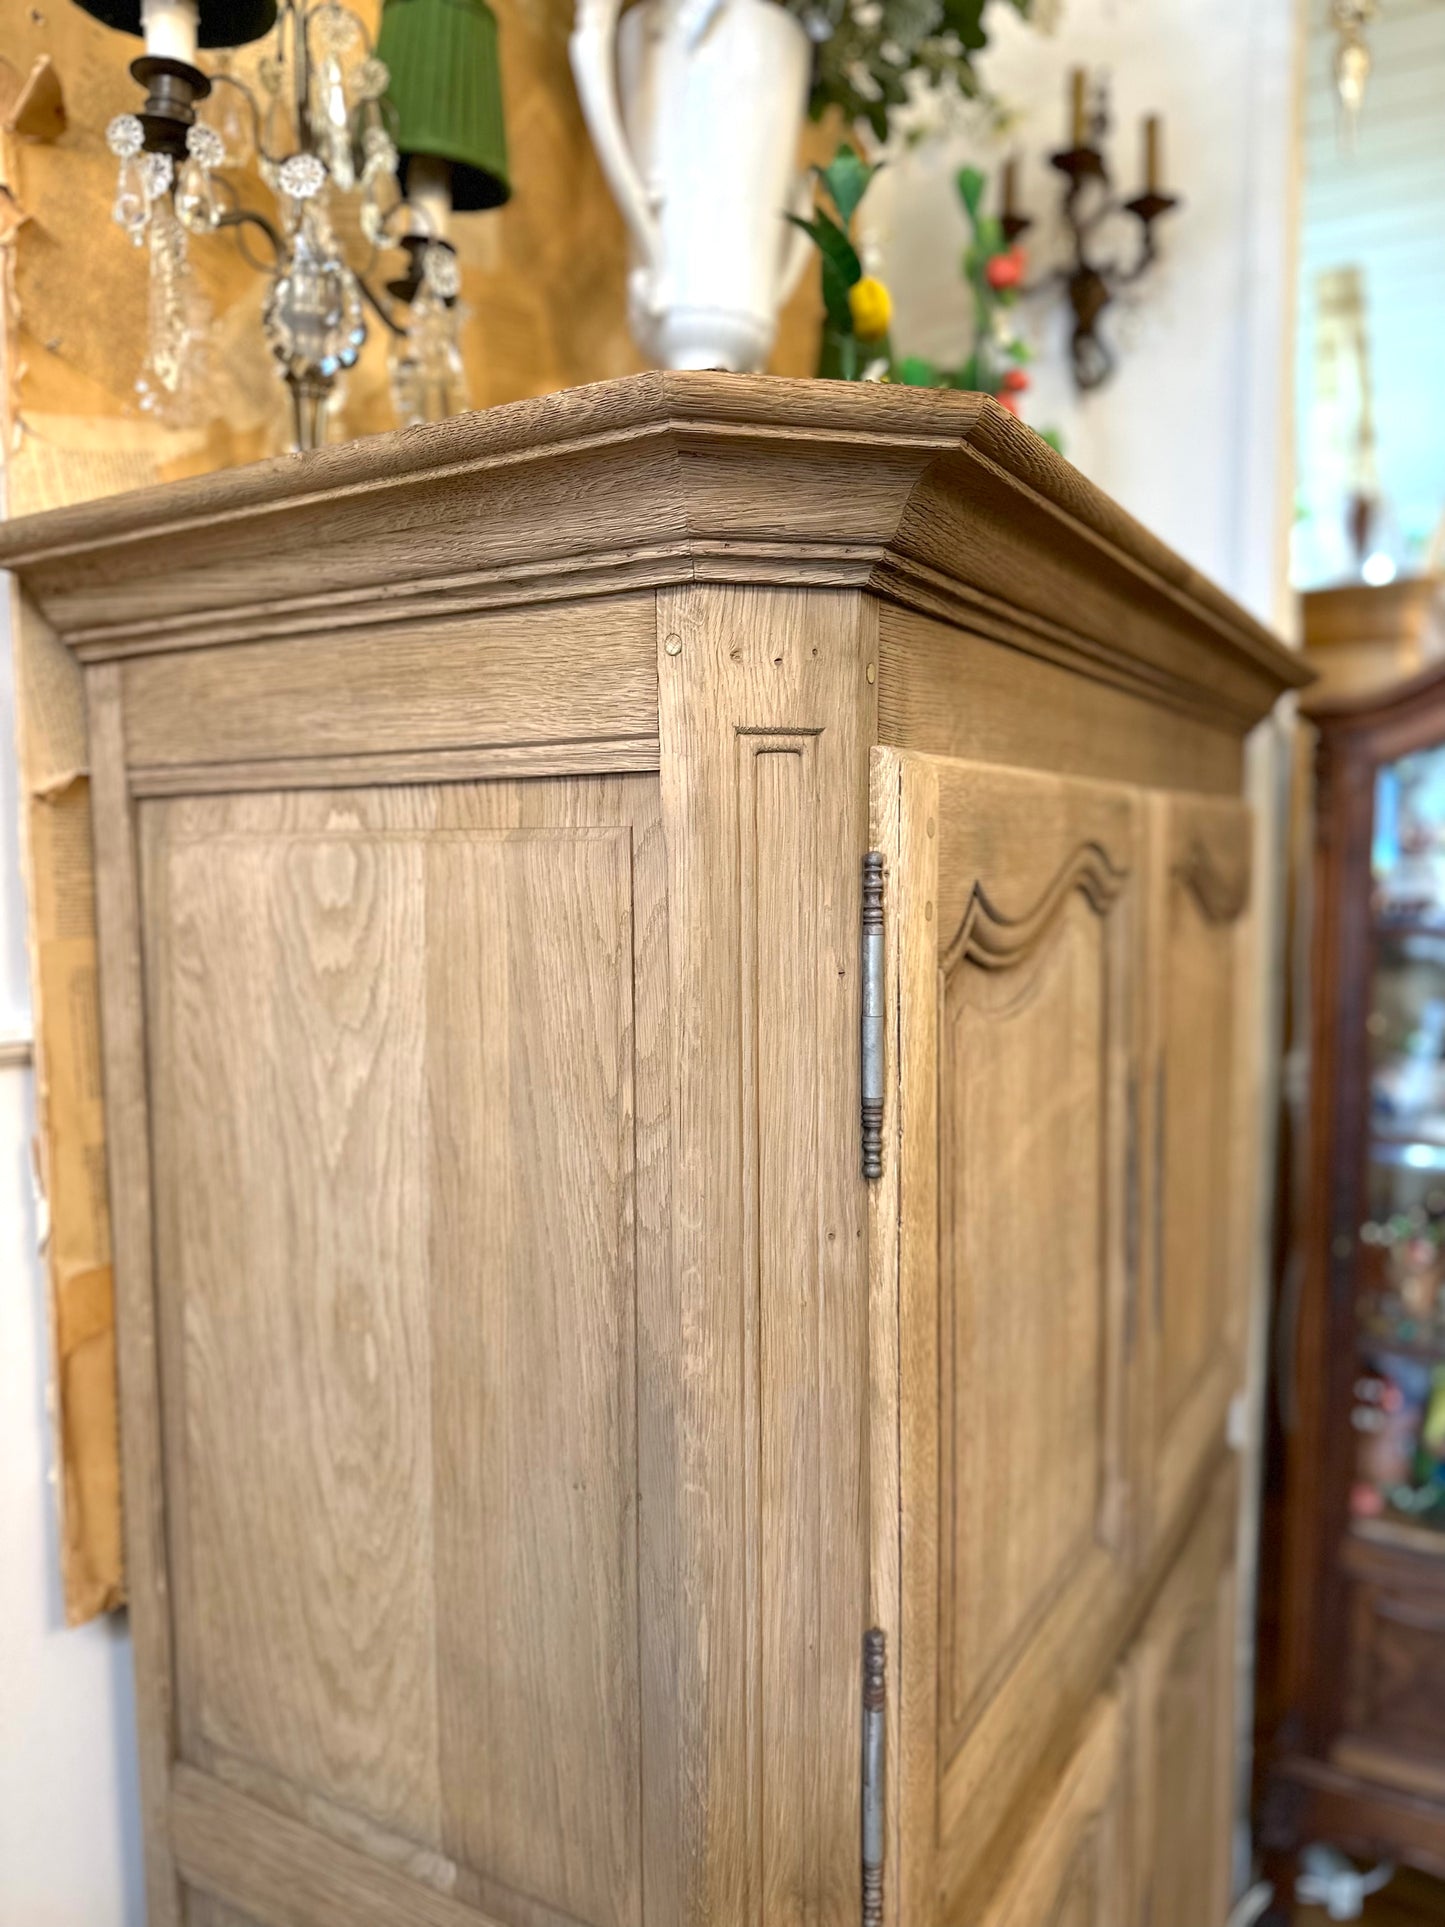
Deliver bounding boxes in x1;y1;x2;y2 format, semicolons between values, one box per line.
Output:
1003;68;1181;393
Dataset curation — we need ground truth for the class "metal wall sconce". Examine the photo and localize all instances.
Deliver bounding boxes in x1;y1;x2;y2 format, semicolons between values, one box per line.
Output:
1000;67;1181;393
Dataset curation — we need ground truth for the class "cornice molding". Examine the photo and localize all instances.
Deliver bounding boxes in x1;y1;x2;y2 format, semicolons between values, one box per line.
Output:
0;373;1308;725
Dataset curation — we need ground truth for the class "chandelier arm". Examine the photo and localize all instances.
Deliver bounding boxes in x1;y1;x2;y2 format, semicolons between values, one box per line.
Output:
356;270;407;339
216;203;286;261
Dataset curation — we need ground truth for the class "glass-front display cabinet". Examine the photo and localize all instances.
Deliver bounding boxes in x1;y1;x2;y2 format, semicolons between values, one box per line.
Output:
1263;659;1445;1907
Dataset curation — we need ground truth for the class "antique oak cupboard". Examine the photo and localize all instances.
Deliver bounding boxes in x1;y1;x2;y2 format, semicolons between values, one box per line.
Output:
0;374;1305;1927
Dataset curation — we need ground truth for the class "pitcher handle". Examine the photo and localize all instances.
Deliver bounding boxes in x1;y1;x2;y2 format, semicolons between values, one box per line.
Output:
570;0;662;277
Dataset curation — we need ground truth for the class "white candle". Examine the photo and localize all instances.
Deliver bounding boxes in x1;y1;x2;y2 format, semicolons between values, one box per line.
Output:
141;0;199;64
408;153;453;242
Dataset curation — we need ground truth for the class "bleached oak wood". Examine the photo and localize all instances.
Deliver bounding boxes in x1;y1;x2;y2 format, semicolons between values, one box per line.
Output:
0;375;1306;1927
87;664;183;1927
969;1689;1132;1927
1144;794;1254;1545
1130;1461;1240;1927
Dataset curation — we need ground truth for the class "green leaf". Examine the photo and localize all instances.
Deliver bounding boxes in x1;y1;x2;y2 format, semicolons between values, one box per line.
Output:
1040;426;1064;454
895;355;943;388
1007;338;1034;364
816;144;879;227
786;210;863;329
940;0;988;52
956;165;987;223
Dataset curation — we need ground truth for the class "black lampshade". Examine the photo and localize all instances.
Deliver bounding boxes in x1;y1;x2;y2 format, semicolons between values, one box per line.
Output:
70;0;277;48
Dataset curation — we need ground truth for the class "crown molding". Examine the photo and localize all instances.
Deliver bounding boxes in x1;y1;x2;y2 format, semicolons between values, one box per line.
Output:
0;372;1308;727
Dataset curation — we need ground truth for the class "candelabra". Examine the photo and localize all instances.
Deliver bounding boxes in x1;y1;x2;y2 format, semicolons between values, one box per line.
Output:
74;0;509;448
1001;67;1180;393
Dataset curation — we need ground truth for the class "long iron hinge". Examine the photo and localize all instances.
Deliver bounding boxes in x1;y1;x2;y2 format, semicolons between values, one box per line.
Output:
861;852;885;1180
862;1628;886;1927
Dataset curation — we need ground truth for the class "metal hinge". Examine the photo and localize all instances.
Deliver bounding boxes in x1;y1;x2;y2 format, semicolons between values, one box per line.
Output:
862;1628;886;1927
861;852;885;1180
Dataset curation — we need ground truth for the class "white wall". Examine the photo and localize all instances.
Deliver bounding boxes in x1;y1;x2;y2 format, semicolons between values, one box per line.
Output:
1295;0;1445;584
871;0;1301;631
0;578;146;1926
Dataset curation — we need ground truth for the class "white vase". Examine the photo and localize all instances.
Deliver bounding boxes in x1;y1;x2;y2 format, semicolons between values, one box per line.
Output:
571;0;814;371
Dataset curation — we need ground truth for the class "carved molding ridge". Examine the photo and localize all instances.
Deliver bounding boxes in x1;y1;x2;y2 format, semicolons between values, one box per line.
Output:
1173;837;1249;926
943;840;1128;974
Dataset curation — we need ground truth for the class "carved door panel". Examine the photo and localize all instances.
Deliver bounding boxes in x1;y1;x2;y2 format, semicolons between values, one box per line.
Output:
1145;794;1253;1541
1130;1463;1239;1927
973;1693;1132;1927
876;752;1144;1918
139;776;678;1927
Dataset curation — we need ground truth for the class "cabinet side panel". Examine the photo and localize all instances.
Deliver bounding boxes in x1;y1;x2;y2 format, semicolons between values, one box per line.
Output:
88;663;184;1926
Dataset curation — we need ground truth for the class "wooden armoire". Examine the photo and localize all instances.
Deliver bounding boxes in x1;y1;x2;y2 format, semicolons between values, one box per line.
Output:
0;374;1306;1927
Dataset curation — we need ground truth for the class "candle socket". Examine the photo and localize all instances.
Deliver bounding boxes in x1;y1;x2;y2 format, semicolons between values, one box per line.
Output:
129;54;211;157
386;233;460;306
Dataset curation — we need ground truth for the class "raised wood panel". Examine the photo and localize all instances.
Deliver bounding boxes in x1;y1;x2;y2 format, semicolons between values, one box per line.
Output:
877;751;1144;1914
142;776;664;1927
970;1691;1131;1927
120;594;658;772
940;879;1117;1739
1147;794;1253;1539
1131;1463;1238;1927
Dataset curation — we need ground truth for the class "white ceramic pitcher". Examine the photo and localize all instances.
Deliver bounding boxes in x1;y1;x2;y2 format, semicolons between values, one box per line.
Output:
571;0;815;371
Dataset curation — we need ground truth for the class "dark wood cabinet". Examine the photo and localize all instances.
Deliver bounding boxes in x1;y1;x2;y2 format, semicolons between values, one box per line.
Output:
1264;657;1445;1905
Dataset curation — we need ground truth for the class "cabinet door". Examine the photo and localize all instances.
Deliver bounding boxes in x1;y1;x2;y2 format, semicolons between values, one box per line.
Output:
1146;795;1254;1539
875;752;1144;1918
139;777;677;1927
1131;1464;1239;1927
974;1693;1132;1927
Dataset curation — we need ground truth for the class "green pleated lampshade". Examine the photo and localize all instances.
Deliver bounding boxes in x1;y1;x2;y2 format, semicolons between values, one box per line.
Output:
69;0;276;46
377;0;510;212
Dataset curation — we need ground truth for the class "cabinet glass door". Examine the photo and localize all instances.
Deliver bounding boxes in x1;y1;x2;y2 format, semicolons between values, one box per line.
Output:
1356;742;1445;1537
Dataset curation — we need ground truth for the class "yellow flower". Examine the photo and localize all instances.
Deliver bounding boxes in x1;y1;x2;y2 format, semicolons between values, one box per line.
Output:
849;275;892;342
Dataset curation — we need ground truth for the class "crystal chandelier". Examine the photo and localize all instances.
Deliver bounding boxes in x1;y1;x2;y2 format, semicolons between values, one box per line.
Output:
75;0;509;448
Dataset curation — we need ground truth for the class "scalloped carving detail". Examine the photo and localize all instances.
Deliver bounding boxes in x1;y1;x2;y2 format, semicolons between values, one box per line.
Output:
943;840;1129;975
1173;838;1249;926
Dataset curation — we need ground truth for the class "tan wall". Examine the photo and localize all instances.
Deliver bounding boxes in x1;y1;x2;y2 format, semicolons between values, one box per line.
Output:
1;0;830;513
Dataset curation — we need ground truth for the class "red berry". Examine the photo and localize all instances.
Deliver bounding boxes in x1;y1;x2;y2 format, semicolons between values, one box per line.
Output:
1000;366;1030;394
999;391;1020;414
985;249;1025;291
